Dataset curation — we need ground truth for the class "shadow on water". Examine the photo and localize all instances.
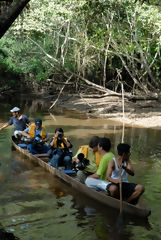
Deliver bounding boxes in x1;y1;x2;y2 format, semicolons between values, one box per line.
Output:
68;193;152;240
68;185;152;227
0;226;20;240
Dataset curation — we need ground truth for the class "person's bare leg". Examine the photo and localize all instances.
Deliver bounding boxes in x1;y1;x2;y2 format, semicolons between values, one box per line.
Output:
108;184;119;198
126;184;144;203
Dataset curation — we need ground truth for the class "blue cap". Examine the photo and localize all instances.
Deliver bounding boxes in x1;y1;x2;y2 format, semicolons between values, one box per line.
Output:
35;118;42;127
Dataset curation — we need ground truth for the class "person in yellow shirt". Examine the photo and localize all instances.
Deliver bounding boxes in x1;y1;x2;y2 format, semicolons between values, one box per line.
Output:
72;136;102;183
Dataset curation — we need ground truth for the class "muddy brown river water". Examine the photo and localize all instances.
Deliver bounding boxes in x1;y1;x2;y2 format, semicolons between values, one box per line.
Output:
0;97;161;240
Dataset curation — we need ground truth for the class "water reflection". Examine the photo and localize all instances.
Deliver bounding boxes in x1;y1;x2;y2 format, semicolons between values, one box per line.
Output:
0;96;161;240
69;200;151;240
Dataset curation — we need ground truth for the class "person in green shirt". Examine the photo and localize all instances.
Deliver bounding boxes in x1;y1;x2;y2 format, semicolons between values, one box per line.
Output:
85;137;115;191
72;136;102;183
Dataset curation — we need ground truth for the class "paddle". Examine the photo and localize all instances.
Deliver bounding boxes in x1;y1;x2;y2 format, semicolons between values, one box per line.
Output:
117;83;125;229
119;172;123;214
120;82;124;214
119;155;124;214
115;160;124;233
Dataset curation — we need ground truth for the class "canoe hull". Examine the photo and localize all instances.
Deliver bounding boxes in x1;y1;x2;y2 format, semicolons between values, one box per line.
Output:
11;137;151;218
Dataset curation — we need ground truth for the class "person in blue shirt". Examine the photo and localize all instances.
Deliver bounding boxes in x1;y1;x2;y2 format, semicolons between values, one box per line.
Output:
0;107;30;138
21;118;50;154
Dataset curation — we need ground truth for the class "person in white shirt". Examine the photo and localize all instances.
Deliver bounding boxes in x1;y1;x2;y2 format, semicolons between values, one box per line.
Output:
106;143;144;205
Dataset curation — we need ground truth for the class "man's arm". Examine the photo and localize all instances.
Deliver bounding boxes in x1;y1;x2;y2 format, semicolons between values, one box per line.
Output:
50;137;57;147
72;148;82;163
21;131;32;139
62;138;71;148
43;134;50;143
123;160;134;176
87;155;104;179
0;123;9;131
87;173;100;179
21;115;31;125
21;128;32;139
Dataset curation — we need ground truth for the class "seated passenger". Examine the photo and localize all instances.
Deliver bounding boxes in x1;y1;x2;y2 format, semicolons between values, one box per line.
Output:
106;143;144;204
72;136;102;183
21;118;49;154
48;128;72;170
85;138;114;191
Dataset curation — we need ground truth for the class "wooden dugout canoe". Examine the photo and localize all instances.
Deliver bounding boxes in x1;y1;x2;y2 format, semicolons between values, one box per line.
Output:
11;136;151;218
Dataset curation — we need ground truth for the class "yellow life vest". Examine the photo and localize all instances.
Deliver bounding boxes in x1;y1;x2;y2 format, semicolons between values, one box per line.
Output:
28;123;47;139
52;137;68;149
79;145;102;167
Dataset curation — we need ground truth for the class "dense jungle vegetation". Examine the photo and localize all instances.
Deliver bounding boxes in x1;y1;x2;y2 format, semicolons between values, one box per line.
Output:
0;0;161;96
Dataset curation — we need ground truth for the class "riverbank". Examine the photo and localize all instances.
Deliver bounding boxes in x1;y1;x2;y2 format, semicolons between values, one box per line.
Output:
1;90;161;129
50;94;161;129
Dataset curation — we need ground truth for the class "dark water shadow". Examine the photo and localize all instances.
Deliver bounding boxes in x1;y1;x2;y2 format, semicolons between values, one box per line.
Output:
75;200;152;240
0;227;20;240
67;194;152;240
71;189;151;226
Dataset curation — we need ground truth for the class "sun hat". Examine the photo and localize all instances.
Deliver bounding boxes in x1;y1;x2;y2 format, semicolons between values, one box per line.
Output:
10;107;20;112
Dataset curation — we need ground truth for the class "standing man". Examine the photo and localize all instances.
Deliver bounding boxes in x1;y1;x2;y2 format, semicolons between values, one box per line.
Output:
21;118;49;154
0;107;30;138
85;138;115;191
106;143;144;204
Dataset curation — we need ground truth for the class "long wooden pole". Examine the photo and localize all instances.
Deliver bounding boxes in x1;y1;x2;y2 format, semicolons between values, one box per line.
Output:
121;82;125;143
120;82;125;213
119;171;123;213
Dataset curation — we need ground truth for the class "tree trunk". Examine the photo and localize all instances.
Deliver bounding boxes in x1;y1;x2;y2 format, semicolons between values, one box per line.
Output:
0;0;31;38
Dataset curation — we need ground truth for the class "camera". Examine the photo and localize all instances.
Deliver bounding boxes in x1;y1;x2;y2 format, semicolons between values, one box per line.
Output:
34;135;43;143
58;133;63;139
75;153;90;171
32;135;43;150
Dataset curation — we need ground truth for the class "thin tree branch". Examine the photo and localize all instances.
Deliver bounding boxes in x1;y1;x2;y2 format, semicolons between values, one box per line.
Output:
28;37;60;63
49;74;73;110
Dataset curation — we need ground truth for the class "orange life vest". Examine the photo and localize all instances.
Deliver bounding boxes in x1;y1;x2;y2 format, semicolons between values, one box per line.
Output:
28;123;47;139
52;137;68;149
79;145;102;167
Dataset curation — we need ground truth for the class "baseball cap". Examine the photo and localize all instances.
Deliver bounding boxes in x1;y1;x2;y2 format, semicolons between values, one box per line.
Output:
10;107;20;112
35;118;42;127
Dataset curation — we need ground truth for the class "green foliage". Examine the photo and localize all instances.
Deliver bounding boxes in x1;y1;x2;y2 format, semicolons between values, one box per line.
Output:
1;0;160;92
0;35;53;83
0;37;21;82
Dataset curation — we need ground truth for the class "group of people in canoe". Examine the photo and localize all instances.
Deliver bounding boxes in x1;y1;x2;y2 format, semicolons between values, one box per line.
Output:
0;106;145;205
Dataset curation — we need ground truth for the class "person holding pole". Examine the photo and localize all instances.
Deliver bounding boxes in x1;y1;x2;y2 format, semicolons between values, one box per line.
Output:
106;143;144;205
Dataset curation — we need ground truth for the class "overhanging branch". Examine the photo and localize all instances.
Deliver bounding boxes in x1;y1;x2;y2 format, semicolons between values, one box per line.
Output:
0;0;31;38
